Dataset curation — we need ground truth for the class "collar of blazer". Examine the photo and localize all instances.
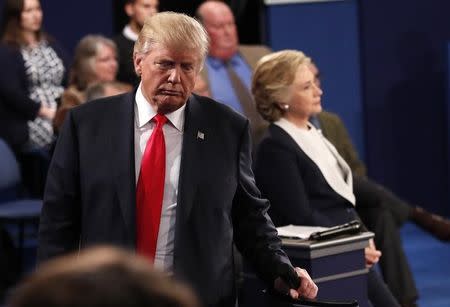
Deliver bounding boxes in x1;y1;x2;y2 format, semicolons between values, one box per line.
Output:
273;119;355;206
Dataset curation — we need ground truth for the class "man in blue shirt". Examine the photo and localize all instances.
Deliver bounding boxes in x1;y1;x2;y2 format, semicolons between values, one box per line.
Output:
195;1;270;144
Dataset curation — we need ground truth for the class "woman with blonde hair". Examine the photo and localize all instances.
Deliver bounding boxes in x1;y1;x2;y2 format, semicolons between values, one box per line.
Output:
252;50;400;307
54;35;120;130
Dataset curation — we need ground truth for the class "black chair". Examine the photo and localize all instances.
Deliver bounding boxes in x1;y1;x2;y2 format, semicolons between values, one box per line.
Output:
265;289;359;307
0;138;42;273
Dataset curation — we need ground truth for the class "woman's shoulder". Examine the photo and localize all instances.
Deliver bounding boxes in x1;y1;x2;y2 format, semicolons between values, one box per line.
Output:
61;86;85;107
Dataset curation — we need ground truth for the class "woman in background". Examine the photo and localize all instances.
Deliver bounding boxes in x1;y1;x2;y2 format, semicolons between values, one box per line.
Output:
54;35;120;130
252;50;402;307
0;0;69;197
0;0;68;153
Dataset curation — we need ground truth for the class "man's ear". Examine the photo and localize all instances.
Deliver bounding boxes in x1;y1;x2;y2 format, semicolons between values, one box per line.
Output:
133;53;142;76
125;3;134;18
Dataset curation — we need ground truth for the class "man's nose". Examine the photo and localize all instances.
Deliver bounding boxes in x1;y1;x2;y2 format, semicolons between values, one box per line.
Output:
168;67;181;84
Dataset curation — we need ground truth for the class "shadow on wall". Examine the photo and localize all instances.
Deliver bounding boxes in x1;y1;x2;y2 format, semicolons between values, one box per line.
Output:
384;31;447;214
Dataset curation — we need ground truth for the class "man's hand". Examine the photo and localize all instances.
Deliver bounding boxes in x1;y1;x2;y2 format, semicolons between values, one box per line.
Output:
365;238;381;268
274;267;318;299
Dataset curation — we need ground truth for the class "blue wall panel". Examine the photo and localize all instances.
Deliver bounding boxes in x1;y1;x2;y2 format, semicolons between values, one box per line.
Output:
265;0;364;160
360;0;450;215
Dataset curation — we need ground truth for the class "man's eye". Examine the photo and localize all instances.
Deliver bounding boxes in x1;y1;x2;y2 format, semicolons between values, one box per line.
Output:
156;62;172;69
182;64;194;72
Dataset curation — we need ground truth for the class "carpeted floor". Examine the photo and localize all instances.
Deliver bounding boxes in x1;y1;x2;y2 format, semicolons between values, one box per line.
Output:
401;222;450;307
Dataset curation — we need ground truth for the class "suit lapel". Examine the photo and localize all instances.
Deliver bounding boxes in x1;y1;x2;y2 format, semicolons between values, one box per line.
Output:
176;95;206;223
110;92;137;243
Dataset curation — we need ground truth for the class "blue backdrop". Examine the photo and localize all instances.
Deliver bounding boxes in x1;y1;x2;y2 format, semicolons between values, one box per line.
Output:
265;0;450;215
1;0;449;215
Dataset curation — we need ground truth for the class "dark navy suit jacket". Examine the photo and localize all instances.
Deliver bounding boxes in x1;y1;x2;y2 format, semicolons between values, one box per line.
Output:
38;93;293;307
254;124;364;229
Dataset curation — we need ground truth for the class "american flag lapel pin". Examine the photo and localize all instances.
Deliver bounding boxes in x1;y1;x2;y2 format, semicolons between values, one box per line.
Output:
197;131;205;140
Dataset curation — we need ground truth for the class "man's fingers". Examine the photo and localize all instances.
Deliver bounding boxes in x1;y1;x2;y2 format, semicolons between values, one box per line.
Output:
294;267;318;299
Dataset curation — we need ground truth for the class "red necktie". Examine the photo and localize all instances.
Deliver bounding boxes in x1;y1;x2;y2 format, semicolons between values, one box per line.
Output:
136;114;167;260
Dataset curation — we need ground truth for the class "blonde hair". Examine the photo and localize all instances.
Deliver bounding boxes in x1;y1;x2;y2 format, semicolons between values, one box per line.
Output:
252;50;311;122
134;11;209;70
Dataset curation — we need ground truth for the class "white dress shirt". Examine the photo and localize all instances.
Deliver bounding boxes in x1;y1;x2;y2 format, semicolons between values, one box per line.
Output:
134;84;185;272
275;118;355;205
123;24;138;42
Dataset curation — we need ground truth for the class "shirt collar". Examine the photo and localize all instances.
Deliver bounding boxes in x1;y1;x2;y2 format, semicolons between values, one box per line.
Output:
135;83;185;132
207;53;240;69
123;25;139;42
275;117;314;134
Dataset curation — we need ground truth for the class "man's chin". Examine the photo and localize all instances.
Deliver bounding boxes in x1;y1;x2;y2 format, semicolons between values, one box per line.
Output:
155;97;187;114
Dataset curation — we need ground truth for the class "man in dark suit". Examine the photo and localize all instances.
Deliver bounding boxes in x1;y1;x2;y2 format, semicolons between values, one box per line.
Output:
113;0;159;86
38;12;317;307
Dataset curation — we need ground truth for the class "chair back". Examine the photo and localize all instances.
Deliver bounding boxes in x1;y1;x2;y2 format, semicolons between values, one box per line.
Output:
0;139;21;201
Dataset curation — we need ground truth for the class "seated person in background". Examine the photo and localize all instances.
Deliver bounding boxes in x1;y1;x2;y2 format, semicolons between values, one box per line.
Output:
309;62;450;242
192;75;211;97
252;50;402;307
113;0;158;86
195;1;270;144
54;35;120;130
85;80;132;101
309;62;450;305
8;246;200;307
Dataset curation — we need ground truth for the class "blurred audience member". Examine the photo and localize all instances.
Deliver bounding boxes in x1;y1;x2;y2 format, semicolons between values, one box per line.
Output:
196;0;269;144
192;75;211;97
54;35;119;130
252;50;401;307
85;80;132;101
0;0;68;153
114;0;158;86
8;246;200;307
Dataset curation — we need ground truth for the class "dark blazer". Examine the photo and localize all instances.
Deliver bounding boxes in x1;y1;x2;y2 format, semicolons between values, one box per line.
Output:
38;93;293;307
113;33;139;86
0;42;69;152
254;124;363;228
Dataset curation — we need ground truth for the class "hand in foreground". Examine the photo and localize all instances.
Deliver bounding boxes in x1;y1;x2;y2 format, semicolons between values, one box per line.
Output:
274;267;318;300
365;238;381;268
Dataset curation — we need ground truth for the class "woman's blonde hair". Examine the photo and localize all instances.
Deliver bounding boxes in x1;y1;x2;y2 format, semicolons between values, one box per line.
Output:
69;35;117;91
252;50;310;122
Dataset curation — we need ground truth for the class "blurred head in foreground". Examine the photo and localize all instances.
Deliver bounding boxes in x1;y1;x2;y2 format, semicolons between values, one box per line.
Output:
8;246;199;307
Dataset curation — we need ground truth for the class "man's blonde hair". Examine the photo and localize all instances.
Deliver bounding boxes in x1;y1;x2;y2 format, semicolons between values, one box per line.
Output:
134;12;209;70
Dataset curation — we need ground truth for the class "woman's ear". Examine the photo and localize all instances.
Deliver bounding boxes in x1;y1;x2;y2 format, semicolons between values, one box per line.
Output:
276;103;290;110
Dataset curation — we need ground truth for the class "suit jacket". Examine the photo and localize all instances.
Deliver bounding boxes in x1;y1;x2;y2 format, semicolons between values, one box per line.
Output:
200;45;272;144
316;111;367;177
113;33;139;86
254;124;364;229
38;92;293;307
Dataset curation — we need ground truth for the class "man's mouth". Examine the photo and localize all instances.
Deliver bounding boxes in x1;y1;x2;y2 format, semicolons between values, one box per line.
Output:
159;89;181;96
